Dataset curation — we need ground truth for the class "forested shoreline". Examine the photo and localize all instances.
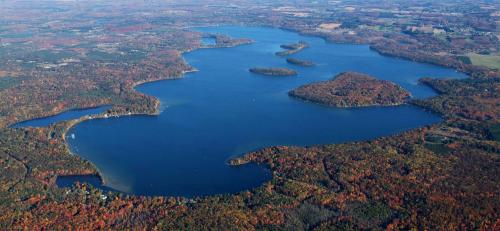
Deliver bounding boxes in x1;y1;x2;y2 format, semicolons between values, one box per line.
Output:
0;1;498;229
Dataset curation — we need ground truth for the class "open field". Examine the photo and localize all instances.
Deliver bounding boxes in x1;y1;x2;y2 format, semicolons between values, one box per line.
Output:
467;53;500;69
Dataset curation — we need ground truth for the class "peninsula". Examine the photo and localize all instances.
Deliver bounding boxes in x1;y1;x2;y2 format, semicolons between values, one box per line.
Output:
249;67;298;76
275;41;309;56
204;34;254;48
1;1;498;230
289;72;411;107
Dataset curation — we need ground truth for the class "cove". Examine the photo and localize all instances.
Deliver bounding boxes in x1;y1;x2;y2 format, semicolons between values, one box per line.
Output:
61;26;466;197
12;106;111;128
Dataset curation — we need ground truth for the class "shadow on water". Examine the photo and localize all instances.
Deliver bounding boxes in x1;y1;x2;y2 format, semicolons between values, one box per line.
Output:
56;175;119;193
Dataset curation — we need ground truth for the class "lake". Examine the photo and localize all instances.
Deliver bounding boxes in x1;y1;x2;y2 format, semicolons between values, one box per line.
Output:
29;26;467;197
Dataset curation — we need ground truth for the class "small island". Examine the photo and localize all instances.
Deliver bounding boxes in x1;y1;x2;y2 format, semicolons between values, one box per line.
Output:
289;72;411;107
249;67;298;76
286;58;315;67
276;41;309;56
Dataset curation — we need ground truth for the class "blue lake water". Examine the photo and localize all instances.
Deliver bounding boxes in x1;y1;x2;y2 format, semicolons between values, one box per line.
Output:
48;26;467;197
11;106;110;128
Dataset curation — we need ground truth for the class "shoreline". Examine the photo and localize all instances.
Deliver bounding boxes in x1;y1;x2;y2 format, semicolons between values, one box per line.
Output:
8;105;112;129
191;23;473;78
288;95;412;109
54;34;256;189
50;25;470;194
271;25;475;78
58;68;199;187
